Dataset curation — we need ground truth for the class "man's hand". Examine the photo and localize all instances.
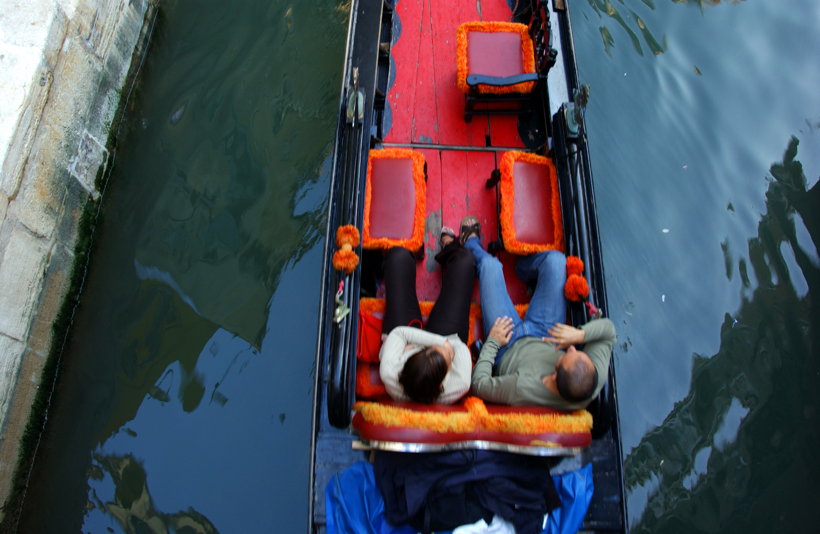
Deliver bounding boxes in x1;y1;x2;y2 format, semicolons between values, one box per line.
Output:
544;323;584;350
488;316;514;346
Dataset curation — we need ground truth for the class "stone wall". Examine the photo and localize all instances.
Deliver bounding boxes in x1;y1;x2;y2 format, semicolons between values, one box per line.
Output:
0;0;153;514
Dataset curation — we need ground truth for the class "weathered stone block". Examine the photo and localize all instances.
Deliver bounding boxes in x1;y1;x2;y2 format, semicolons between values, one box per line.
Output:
0;346;44;509
27;242;73;358
0;2;69;198
0;334;25;432
7;161;68;240
0;227;49;341
68;130;106;197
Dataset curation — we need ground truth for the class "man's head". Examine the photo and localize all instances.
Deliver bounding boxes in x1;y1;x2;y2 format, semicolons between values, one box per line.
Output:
398;344;453;403
554;346;597;403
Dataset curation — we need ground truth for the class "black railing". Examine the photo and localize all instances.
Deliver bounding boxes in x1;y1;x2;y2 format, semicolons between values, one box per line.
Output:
323;0;393;429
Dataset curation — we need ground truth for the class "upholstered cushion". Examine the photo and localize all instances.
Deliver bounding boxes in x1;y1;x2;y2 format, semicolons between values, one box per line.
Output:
353;397;592;449
362;148;426;250
499;151;564;255
456;21;536;95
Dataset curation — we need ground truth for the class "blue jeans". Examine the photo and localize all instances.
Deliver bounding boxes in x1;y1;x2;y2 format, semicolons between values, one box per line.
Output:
464;238;567;364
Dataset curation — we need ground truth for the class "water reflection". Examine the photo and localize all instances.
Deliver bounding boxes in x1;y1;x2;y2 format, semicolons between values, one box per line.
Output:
585;0;753;57
131;0;342;347
625;137;820;532
584;0;665;56
85;454;218;534
12;0;347;532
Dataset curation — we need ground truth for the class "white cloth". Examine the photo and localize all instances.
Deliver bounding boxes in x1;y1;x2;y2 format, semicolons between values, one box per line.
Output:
452;515;518;534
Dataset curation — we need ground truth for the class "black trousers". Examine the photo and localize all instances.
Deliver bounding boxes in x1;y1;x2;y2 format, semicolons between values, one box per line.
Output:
381;244;476;343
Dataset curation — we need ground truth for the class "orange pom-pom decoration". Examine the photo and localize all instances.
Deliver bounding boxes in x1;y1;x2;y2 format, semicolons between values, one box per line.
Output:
564;274;589;302
566;256;585;276
332;249;359;274
336;225;360;248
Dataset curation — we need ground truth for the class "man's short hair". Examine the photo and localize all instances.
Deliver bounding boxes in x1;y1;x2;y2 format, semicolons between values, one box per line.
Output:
398;347;447;404
556;355;598;403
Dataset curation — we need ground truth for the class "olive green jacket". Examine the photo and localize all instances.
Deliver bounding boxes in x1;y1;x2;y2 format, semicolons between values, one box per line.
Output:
471;318;616;410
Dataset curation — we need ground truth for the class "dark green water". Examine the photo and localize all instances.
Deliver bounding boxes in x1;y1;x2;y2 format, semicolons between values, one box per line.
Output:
12;0;819;533
14;1;347;532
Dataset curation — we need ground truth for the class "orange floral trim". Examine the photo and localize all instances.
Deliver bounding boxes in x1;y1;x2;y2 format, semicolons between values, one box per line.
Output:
354;401;476;433
354;396;592;435
359;297;387;316
481;408;592;434
456;22;536;95
566;255;584;276
499;151;564;255
363;148;426;251
564;274;589;302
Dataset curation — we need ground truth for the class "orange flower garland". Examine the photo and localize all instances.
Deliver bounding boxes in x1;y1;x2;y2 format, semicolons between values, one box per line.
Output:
455;22;536;95
332;224;361;274
563;255;590;302
564;274;589;302
353;397;592;436
499;151;564;255
566;255;584;276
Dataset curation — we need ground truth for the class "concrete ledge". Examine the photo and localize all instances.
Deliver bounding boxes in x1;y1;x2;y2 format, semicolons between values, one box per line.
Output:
0;0;155;517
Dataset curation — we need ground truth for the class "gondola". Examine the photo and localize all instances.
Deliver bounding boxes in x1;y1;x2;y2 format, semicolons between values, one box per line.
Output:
310;0;626;531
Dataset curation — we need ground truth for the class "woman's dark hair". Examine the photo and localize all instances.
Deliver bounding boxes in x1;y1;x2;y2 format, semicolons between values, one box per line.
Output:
398;347;448;404
556;356;598;403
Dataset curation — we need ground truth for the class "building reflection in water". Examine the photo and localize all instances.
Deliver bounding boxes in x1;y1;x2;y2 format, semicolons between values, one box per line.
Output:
624;137;819;532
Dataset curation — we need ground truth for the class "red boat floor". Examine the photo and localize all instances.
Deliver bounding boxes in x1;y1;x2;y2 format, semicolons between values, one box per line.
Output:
382;0;533;304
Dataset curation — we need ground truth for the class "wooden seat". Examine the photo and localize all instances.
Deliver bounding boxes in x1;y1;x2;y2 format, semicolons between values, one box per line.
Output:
455;1;557;121
362;148;426;251
489;151;564;255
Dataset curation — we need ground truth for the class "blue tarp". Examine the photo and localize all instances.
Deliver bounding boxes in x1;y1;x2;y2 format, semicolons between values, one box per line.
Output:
325;461;593;534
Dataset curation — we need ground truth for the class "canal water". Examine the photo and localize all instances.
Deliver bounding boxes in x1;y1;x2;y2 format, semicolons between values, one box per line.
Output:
11;0;819;533
573;0;819;532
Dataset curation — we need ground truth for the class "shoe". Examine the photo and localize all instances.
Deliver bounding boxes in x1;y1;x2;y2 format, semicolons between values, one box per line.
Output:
458;216;481;245
440;226;456;248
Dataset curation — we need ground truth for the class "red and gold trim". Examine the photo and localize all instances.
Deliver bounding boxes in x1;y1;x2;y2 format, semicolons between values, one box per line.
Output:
499;151;564;255
354;396;592;436
362;148;426;251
